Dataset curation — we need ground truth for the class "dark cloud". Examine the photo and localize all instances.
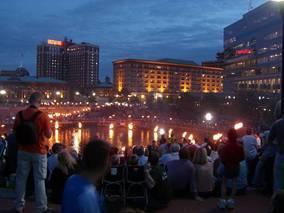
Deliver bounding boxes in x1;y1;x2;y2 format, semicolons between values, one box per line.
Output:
0;0;265;79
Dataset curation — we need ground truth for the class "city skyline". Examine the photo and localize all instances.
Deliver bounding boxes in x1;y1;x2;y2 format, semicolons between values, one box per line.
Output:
0;0;265;79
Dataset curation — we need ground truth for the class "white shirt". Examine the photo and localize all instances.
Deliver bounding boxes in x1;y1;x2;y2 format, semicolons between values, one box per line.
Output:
242;135;258;160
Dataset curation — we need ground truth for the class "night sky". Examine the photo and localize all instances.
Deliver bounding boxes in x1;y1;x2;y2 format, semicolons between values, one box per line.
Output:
0;0;265;80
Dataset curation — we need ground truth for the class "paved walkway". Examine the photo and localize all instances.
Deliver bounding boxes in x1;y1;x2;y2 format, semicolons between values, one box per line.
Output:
0;191;271;213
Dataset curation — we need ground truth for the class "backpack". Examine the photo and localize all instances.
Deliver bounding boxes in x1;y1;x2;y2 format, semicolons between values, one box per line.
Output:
15;111;42;145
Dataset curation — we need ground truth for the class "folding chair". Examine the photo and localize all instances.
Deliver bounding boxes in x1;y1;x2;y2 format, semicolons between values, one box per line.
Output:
102;165;126;206
126;165;148;207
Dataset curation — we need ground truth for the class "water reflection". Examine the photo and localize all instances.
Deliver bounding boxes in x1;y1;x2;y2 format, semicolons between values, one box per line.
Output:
72;130;81;153
109;129;114;143
50;121;201;153
154;132;158;142
128;129;133;147
55;129;59;143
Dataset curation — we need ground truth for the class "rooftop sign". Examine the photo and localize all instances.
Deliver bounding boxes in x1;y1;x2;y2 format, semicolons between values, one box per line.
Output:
235;49;253;55
47;39;63;46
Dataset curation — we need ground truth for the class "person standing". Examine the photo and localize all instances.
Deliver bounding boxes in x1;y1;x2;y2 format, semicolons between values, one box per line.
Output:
242;129;258;186
218;129;244;209
268;118;284;193
14;92;52;213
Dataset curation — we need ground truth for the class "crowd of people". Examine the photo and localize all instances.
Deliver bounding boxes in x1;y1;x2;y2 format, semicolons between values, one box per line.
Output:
0;92;283;213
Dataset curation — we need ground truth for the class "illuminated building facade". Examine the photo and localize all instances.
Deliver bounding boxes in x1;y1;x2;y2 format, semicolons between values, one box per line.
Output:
0;68;69;103
224;1;282;93
37;39;99;93
113;59;223;95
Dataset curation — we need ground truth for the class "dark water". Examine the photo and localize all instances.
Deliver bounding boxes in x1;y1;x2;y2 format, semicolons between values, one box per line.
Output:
50;121;203;153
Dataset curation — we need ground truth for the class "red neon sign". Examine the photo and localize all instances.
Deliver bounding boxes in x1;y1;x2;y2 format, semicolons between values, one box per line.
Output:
47;39;63;46
235;49;252;55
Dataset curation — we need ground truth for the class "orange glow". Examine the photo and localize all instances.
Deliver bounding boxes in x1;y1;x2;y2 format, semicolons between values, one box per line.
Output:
47;39;63;46
55;121;59;129
128;123;134;130
234;122;244;130
213;133;223;141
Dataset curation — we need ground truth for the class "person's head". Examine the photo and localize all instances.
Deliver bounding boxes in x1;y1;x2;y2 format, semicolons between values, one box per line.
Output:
187;144;198;161
111;154;120;165
128;154;138;165
179;147;190;160
51;143;65;154
148;151;160;166
170;143;180;153
81;139;111;181
136;146;145;157
28;92;42;107
57;149;77;174
192;148;208;165
132;145;138;155
227;128;238;143
158;144;169;155
246;128;252;135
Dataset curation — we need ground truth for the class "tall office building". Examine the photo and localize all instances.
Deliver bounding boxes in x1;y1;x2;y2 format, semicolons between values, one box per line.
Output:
37;39;99;93
37;39;72;80
224;1;282;94
113;59;223;95
66;43;99;92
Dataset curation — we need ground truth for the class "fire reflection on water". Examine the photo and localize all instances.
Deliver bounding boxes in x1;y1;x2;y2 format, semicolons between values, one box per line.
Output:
51;121;191;153
128;129;133;147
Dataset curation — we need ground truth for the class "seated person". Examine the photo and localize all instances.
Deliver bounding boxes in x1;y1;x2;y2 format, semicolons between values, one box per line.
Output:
127;154;138;166
146;151;170;209
136;146;148;166
50;149;77;204
166;147;197;198
47;143;65;181
192;148;214;198
159;143;180;166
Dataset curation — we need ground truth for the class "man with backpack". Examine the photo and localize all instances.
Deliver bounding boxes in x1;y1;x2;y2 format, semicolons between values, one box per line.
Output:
13;92;52;213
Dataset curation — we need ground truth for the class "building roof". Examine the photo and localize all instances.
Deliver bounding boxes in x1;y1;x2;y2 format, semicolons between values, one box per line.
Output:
157;58;198;66
0;76;67;84
0;67;30;77
95;82;113;88
224;1;279;30
113;58;223;71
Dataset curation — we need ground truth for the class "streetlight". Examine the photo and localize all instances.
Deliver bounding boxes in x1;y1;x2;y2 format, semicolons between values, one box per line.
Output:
0;90;7;95
75;91;80;96
273;0;284;113
204;112;213;121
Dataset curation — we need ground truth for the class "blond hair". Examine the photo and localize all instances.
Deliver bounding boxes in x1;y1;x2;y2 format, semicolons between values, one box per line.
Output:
58;149;77;175
192;148;208;165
